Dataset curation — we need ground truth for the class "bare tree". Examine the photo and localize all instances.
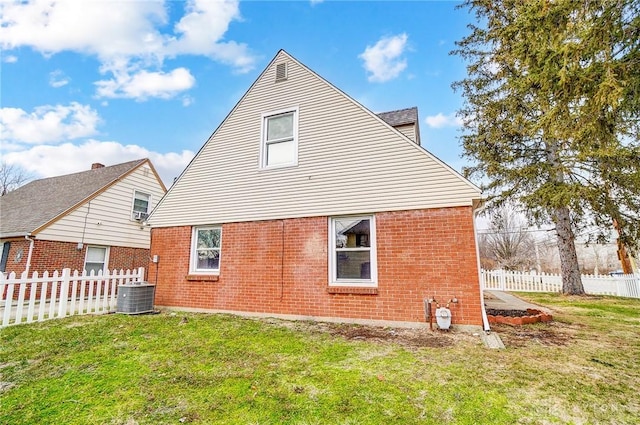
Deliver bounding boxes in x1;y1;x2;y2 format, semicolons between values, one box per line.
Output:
479;207;536;271
0;162;30;195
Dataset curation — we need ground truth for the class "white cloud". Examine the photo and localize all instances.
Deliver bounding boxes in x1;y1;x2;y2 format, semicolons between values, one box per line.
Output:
0;103;100;144
0;0;256;100
49;70;69;88
3;55;18;63
166;0;254;73
359;33;408;83
0;1;167;59
181;96;195;107
424;112;463;129
1;140;194;187
95;67;196;100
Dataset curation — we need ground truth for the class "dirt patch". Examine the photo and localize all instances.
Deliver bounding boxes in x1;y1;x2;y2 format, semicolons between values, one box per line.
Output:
0;381;16;393
271;320;480;349
491;322;573;348
326;324;459;348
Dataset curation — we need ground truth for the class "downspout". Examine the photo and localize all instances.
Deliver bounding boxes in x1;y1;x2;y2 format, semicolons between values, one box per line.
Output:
25;234;35;275
473;201;491;332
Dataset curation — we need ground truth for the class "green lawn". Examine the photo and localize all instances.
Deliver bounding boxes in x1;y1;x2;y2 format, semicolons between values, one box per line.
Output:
1;293;639;424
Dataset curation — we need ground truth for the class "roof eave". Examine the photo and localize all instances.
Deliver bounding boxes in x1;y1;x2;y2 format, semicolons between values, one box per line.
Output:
0;231;32;239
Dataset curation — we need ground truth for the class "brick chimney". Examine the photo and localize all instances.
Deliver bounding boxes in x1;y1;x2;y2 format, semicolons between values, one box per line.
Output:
91;163;105;169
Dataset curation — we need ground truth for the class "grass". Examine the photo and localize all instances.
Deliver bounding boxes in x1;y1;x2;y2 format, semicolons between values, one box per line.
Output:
1;294;639;424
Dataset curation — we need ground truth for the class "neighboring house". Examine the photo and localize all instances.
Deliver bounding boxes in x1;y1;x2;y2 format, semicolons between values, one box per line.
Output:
0;159;166;276
147;50;485;327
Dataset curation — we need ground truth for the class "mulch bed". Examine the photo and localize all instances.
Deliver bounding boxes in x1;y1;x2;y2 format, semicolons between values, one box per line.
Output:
485;308;553;325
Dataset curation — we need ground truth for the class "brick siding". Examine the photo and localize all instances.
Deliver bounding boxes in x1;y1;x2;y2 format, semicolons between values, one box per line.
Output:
2;239;148;275
149;207;483;326
2;239;149;300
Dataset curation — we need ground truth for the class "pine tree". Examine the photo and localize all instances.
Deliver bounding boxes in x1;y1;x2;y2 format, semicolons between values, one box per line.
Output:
453;0;640;294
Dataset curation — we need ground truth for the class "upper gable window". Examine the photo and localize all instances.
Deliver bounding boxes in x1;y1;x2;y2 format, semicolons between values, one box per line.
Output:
132;190;151;221
261;108;298;169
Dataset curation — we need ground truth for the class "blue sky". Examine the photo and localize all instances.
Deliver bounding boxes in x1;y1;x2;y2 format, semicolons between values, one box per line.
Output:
1;0;474;187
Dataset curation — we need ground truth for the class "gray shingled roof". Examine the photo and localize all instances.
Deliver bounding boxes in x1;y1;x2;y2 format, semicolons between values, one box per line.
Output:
377;107;418;127
0;159;146;238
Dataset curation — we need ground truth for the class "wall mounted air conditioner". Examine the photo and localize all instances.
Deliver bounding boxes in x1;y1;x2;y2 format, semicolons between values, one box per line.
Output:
116;282;155;314
133;211;149;221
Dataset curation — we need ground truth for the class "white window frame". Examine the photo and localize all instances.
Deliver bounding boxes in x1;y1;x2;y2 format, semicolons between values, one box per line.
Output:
328;215;377;287
84;245;110;275
190;226;222;274
131;190;151;220
259;107;299;169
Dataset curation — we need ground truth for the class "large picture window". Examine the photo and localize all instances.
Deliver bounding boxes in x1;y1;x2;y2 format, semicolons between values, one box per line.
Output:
261;108;298;168
191;226;222;273
329;216;377;286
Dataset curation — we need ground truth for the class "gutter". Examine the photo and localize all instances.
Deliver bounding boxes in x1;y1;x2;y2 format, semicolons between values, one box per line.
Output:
473;199;491;332
0;232;30;239
25;234;35;275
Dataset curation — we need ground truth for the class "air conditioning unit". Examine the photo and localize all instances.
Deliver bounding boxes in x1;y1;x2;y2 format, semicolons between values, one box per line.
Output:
133;211;148;221
116;282;155;314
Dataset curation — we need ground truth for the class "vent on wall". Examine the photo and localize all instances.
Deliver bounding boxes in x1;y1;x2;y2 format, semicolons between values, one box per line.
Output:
275;62;287;81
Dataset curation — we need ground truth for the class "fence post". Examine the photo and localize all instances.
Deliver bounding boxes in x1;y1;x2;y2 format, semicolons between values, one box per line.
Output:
138;267;145;282
15;278;28;324
109;270;118;310
39;271;49;322
26;276;38;323
58;268;71;318
2;272;17;327
69;270;79;316
48;270;60;319
0;273;5;303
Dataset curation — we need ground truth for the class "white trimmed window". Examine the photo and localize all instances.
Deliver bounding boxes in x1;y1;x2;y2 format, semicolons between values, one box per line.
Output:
190;226;222;274
132;190;151;220
329;216;377;286
84;246;109;275
261;108;298;168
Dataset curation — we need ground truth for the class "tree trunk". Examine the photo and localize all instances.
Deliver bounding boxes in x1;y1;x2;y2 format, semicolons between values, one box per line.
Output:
545;139;585;295
553;206;585;295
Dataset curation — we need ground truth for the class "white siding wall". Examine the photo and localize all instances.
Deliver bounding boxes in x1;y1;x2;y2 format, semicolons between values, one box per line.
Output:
38;163;165;248
150;52;481;228
393;124;417;144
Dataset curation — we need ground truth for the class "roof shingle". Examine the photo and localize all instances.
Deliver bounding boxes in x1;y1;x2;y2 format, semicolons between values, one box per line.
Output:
377;107;418;127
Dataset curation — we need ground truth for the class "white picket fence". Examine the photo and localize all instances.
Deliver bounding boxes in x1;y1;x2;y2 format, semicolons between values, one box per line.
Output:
0;267;145;327
482;269;640;298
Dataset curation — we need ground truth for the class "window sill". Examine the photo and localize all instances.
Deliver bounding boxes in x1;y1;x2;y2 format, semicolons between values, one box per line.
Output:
259;163;298;171
186;274;219;282
327;286;378;295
